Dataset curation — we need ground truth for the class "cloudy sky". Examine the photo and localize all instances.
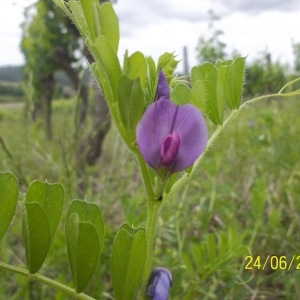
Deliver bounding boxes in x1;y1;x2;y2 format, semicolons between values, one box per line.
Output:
1;0;300;73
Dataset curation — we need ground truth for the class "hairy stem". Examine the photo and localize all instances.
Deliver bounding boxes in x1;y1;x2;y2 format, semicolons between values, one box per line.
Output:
139;199;161;299
0;262;94;300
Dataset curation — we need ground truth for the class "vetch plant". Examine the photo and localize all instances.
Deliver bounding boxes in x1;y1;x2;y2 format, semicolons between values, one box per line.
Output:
0;0;300;299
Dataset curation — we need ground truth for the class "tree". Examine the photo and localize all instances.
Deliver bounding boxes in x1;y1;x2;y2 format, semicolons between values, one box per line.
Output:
21;0;112;195
292;42;300;73
21;0;79;138
244;53;286;97
196;10;227;64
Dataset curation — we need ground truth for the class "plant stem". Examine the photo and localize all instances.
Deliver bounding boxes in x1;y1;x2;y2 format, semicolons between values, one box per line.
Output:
139;198;161;299
0;136;29;186
137;153;155;200
0;262;94;300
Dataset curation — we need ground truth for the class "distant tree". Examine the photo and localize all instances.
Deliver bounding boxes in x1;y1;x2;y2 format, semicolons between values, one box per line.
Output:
21;0;79;138
196;10;227;64
0;66;23;82
21;0;113;195
244;53;286;97
292;42;300;73
195;11;286;98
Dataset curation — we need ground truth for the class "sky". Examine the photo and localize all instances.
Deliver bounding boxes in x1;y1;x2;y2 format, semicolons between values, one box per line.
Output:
1;0;300;73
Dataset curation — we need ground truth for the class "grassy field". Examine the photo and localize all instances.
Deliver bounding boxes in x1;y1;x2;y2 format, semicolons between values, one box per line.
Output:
0;96;300;299
0;81;23;103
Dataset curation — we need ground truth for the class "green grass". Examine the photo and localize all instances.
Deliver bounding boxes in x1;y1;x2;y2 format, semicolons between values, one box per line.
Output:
0;96;300;299
0;81;23;103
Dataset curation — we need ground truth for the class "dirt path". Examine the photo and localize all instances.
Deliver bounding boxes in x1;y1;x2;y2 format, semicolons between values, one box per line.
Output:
0;102;23;109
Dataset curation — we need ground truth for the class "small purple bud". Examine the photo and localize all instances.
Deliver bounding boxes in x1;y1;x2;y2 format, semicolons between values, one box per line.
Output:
160;132;180;166
136;71;208;173
146;267;172;300
156;70;170;100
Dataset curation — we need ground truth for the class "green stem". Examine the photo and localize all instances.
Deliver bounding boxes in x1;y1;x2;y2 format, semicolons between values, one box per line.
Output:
0;262;94;300
140;199;161;299
278;76;300;93
137;153;155;200
135;142;161;298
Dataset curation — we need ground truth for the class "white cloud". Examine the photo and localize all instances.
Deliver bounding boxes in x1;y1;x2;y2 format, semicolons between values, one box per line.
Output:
114;0;300;72
0;0;299;73
220;10;299;63
0;2;28;66
223;0;300;14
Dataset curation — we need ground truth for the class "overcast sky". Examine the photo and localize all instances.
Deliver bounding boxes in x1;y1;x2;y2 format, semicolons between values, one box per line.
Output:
1;0;300;73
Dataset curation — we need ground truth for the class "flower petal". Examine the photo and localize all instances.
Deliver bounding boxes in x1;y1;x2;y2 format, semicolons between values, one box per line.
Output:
147;267;172;300
160;132;180;166
156;70;170;100
171;104;208;172
136;99;177;169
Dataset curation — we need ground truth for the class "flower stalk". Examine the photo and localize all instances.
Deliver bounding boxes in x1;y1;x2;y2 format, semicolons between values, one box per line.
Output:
136;70;209;298
140;198;161;299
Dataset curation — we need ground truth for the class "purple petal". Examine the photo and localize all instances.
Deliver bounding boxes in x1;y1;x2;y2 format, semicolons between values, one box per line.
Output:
136;99;177;169
147;267;172;300
160;132;180;166
136;71;208;173
156;70;170;100
171;104;208;172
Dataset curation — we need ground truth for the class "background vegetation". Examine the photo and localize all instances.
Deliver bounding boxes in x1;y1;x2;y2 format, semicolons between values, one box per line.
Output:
0;1;300;299
1;91;300;299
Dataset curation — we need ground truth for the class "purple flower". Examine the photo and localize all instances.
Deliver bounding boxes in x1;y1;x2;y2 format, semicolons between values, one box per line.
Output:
146;267;172;300
136;71;208;173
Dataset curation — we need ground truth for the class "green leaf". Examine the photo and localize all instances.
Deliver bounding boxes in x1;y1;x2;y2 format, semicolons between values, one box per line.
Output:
68;0;90;40
123;52;147;87
22;202;51;273
76;1;119;49
251;178;266;219
52;0;66;10
66;214;100;293
171;84;191;105
190;242;204;273
226;56;246;109
65;212;79;288
145;56;157;104
191;64;206;84
191;63;221;125
66;200;104;293
97;2;119;52
215;59;233;70
22;180;64;273
90;35;122;103
191;80;207;113
90;62;114;105
111;224;146;300
26;180;64;238
0;172;18;242
66;200;104;241
181;252;194;278
79;0;96;41
118;76;145;142
157;52;179;81
206;234;216;263
216;65;230;124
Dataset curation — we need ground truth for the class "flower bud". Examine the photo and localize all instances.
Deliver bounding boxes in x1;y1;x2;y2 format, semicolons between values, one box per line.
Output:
146;267;172;300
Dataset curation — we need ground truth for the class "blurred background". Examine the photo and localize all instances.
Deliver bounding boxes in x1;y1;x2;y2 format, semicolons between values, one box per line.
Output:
0;0;300;299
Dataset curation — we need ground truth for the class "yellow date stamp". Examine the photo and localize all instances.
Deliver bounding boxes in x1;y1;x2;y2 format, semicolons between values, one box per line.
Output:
244;255;300;270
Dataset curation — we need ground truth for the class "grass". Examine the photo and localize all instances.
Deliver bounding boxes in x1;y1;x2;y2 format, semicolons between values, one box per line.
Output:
0;81;23;103
0;95;300;299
